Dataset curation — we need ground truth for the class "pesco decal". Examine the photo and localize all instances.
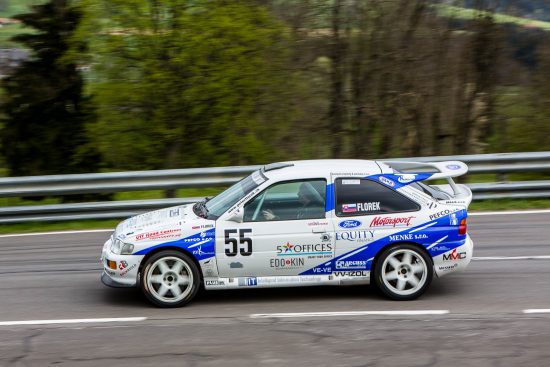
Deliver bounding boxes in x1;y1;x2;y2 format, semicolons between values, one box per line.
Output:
338;219;362;229
429;209;457;221
370;216;415;227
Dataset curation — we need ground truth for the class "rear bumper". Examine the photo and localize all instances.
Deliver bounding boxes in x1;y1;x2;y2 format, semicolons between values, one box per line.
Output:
433;234;474;277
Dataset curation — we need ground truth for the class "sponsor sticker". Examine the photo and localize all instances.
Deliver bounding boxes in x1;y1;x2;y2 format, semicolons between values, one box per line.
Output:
379;176;395;187
396;174;416;183
335;230;374;242
205;280;225;286
443;248;466;261
270;258;305;269
370;216;415;227
342;203;357;213
276;242;333;257
238;277;257;286
339;220;362;229
342;179;361;185
335;260;368;270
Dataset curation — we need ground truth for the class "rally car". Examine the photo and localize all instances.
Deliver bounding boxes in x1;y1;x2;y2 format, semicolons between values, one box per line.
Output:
101;159;474;307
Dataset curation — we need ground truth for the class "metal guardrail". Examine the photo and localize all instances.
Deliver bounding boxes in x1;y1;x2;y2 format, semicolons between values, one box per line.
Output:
0;152;549;223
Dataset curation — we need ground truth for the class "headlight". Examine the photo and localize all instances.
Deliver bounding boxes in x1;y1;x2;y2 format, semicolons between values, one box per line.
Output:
110;237;134;255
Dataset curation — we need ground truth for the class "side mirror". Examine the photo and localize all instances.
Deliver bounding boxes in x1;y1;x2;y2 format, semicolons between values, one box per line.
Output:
227;207;244;223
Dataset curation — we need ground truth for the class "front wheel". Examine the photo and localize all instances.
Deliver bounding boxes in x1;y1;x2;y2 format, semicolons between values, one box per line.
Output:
140;250;200;307
373;244;433;301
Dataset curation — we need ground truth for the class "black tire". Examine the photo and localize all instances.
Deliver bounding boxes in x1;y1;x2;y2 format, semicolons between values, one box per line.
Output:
373;244;433;301
140;250;200;307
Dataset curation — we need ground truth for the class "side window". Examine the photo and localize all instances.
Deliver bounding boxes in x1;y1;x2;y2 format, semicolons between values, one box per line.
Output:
335;178;419;217
244;179;326;222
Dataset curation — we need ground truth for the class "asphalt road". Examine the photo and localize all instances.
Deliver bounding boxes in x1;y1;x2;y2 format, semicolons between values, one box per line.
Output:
1;211;550;366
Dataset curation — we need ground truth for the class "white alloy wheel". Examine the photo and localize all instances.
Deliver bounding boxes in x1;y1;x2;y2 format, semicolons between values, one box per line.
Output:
374;244;433;300
141;251;200;307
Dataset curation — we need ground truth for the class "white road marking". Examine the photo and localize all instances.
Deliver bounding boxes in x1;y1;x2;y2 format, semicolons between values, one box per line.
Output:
0;317;147;326
523;309;550;314
473;256;550;261
0;229;113;238
470;209;550;216
250;310;449;318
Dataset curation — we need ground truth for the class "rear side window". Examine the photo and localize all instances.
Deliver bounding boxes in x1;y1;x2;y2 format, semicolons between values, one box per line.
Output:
335;178;420;217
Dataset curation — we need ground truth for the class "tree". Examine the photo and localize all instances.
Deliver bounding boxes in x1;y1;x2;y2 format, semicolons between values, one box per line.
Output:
80;0;292;170
0;0;97;176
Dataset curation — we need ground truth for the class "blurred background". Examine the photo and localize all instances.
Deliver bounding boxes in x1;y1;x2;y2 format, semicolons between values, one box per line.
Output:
1;0;549;175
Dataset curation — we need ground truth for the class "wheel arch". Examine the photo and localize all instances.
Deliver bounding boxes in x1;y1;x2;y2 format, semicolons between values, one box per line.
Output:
137;246;203;285
370;241;433;275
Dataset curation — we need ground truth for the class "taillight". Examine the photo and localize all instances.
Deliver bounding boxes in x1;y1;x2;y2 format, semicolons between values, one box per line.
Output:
458;218;467;235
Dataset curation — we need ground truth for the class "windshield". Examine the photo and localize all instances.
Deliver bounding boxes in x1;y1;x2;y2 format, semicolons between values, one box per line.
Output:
204;170;267;219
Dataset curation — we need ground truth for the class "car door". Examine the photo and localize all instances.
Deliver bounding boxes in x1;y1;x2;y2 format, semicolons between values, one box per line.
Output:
331;177;421;272
215;178;334;278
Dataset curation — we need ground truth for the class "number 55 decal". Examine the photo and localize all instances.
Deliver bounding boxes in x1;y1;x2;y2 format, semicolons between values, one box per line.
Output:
224;229;253;257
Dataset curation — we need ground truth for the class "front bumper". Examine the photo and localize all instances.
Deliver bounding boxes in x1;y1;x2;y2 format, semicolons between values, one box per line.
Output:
100;238;144;288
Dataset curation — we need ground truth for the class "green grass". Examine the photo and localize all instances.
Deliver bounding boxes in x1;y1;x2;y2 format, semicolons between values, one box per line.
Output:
469;198;550;211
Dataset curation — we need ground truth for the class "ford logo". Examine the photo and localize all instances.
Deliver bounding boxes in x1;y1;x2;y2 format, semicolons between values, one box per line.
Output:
446;164;461;170
339;220;362;229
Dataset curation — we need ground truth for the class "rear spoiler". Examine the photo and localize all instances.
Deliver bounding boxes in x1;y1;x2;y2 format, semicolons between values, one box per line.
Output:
379;160;468;196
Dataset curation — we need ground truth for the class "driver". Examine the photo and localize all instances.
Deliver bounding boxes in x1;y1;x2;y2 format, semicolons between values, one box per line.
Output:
262;182;324;220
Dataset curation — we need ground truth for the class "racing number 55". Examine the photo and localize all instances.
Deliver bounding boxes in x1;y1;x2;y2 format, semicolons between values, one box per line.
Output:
224;229;253;256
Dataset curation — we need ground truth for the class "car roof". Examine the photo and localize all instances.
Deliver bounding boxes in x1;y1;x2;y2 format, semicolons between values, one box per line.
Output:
262;159;385;180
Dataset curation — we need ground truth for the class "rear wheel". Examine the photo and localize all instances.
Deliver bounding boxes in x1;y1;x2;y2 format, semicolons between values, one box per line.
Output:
373;244;433;300
140;250;200;307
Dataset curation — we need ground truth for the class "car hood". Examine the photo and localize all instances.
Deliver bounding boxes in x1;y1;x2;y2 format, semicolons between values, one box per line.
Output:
114;204;215;246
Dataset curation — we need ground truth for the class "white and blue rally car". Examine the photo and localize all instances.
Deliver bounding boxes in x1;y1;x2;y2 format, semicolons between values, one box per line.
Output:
101;159;474;307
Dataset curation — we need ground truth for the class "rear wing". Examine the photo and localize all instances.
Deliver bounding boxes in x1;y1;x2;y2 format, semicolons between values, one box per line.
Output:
379;160;468;196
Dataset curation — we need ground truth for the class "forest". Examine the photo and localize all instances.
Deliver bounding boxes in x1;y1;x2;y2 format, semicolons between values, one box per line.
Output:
0;0;549;177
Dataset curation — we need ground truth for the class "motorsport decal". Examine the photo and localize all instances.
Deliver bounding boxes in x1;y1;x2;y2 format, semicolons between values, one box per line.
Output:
300;209;468;275
134;228;215;261
370;216;415;227
270;258;305;269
